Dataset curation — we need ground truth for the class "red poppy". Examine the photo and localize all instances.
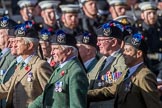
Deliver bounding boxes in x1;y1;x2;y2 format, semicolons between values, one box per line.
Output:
25;65;31;71
60;71;65;76
50;60;56;67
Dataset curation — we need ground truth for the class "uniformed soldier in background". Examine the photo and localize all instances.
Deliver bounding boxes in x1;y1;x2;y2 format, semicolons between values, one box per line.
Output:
79;0;101;36
11;0;43;29
87;21;127;108
108;0;135;25
75;31;99;73
88;32;162;108
38;0;61;33
136;1;162;76
59;4;83;37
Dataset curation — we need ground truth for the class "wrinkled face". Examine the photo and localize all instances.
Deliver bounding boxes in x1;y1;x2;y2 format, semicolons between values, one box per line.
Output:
110;5;126;19
40;41;51;57
62;13;79;29
51;45;69;64
76;44;88;61
0;29;8;49
123;44;137;67
15;37;29;55
9;38;18;55
20;6;35;20
83;1;97;16
141;10;157;25
97;37;113;56
41;8;56;26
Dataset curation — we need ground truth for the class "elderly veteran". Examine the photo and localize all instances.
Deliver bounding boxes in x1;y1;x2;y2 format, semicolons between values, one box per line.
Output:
0;16;17;108
87;20;127;108
0;24;52;108
75;31;99;73
29;29;89;108
0;16;17;83
88;32;162;108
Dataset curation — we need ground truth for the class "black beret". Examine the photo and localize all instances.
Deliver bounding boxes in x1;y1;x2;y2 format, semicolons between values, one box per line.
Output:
51;29;76;47
75;31;97;48
14;23;38;39
96;21;124;40
0;16;17;29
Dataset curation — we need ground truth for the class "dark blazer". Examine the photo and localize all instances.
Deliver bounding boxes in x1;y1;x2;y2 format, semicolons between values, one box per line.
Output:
29;57;89;108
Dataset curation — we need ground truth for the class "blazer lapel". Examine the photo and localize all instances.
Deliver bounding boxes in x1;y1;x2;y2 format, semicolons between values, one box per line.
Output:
16;56;38;82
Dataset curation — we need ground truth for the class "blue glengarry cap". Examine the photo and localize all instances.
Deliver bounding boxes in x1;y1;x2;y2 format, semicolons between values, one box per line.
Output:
75;31;97;48
51;29;76;47
39;28;51;42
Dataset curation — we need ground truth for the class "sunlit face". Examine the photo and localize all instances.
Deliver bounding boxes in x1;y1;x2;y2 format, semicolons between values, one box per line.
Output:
0;29;8;49
141;10;157;25
110;5;126;19
83;1;97;16
97;37;113;56
50;45;69;64
123;44;138;67
41;8;56;26
9;38;18;55
15;37;29;55
20;6;35;20
62;13;79;29
40;41;51;57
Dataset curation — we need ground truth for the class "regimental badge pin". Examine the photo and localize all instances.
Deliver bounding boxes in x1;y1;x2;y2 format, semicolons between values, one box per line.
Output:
124;82;132;92
55;81;63;92
83;36;90;44
27;72;33;82
103;27;111;36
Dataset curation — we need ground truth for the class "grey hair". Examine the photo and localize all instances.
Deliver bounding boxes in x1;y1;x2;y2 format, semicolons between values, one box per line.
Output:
23;37;39;50
61;45;78;56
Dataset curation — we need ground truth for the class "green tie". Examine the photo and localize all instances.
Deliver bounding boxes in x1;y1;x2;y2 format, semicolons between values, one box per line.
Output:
20;62;25;70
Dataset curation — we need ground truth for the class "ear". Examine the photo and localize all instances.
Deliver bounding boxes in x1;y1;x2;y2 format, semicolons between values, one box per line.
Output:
41;11;45;17
137;50;143;58
61;14;65;23
27;42;34;50
111;38;117;47
66;47;73;56
141;12;144;20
